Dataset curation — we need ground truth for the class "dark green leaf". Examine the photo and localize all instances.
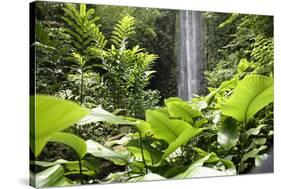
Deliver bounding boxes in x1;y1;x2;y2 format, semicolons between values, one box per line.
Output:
217;118;240;150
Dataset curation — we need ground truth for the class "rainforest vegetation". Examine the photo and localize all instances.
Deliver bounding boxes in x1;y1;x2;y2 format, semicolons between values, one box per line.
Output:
30;2;274;187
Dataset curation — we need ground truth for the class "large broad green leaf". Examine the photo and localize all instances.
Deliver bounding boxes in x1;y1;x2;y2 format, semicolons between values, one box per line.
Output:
146;110;203;162
244;138;267;152
146;110;188;143
34;159;97;176
217;118;240;150
105;172;165;183
34;159;72;167
104;171;130;183
255;154;269;167
221;75;273;123
64;170;95;176
49;132;87;158
240;145;268;172
86;140;132;165
242;145;268;162
31;95;90;157
128;173;165;182
194;148;236;175
195;118;208;128
162;126;203;160
164;97;184;106
147;110;202;154
174;153;217;178
166;101;201;124
134;120;151;137
35;165;72;188
104;171;141;183
204;76;239;104
78;106;136;125
174;152;236;179
105;135;132;147
246;124;267;136
126;137;164;166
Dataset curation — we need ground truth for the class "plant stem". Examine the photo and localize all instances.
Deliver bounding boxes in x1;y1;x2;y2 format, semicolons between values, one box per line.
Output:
80;68;84;105
78;158;83;184
126;164;131;178
54;67;69;99
78;68;84;184
238;122;246;174
138;131;148;174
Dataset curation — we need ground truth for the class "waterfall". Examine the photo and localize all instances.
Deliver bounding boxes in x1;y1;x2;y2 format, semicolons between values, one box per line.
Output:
178;10;204;100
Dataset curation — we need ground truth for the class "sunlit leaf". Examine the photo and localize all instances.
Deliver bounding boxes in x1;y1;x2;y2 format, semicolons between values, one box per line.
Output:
166;101;201;124
146;110;187;143
195;118;208;128
162;126;203;160
244;138;267;152
246;124;267;136
146;110;203;162
78;106;136;125
126;137;163;165
174;152;236;178
174;153;219;178
221;75;273;123
86;140;132;165
31;95;90;157
134;120;151;137
34;159;72;167
242;145;268;162
255;154;269;167
49;132;87;158
128;173;165;182
35;165;72;188
237;59;250;73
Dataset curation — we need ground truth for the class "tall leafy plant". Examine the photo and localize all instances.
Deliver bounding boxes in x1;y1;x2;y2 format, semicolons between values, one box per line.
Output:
102;15;159;117
61;3;107;105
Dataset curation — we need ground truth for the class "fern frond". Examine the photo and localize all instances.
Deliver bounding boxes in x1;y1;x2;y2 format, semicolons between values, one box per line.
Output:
110;15;136;48
61;3;107;57
80;3;86;18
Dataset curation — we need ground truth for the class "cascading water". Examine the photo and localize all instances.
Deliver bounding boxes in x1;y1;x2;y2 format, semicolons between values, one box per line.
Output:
178;10;204;100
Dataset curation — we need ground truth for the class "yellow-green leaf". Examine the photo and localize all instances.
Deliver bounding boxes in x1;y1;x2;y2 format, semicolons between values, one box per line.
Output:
31;95;90;157
221;75;273;123
49;132;87;158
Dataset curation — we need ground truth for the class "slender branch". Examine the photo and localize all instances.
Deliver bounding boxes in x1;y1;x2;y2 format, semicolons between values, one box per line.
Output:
78;158;83;184
126;164;131;178
78;67;84;184
238;122;246;174
138;131;148;174
54;66;69;99
80;68;84;105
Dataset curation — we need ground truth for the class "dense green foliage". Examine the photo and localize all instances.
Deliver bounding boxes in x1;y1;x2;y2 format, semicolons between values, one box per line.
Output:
35;3;161;117
31;2;273;187
203;13;273;88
